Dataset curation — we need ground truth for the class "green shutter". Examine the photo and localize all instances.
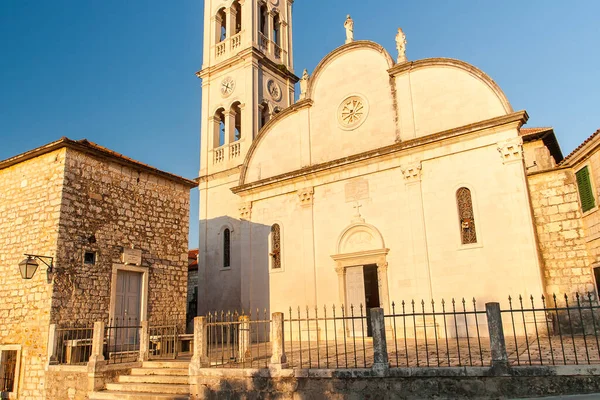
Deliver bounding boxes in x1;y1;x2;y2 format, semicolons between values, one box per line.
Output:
576;166;596;212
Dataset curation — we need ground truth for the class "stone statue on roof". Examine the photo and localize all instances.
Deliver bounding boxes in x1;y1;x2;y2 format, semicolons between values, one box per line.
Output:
396;28;407;63
299;69;309;100
344;15;354;44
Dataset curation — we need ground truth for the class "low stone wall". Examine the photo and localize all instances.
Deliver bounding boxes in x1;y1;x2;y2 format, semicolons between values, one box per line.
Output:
191;366;600;400
45;363;139;400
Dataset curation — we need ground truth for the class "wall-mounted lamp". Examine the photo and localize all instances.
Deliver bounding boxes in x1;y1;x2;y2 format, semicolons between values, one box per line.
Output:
18;254;54;281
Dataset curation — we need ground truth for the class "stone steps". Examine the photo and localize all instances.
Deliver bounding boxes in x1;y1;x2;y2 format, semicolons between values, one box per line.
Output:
119;374;189;384
105;383;189;394
89;391;190;400
130;368;189;376
90;360;191;400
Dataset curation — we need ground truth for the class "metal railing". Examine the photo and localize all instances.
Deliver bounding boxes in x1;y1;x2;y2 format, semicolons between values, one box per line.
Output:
386;298;488;368
502;293;600;366
104;318;141;365
285;305;370;369
0;350;17;393
149;321;190;360
50;323;94;365
206;309;271;368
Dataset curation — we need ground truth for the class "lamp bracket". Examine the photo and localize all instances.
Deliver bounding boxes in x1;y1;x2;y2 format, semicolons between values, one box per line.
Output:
24;254;54;272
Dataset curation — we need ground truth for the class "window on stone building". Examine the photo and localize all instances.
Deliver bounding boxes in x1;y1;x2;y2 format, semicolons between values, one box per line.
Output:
0;346;20;396
223;228;231;268
270;224;281;269
232;1;242;34
576;166;595;213
259;4;268;36
457;187;477;245
273;13;281;46
231;102;242;141
84;251;96;265
594;267;600;299
259;101;270;130
216;8;227;43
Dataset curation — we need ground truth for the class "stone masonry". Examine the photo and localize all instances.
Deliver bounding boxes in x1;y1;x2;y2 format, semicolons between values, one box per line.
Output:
0;138;197;399
527;168;595;298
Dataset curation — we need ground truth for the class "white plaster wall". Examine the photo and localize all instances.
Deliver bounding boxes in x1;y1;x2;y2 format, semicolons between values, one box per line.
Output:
402;67;508;139
245;110;307;183
242;128;544;315
309;47;397;165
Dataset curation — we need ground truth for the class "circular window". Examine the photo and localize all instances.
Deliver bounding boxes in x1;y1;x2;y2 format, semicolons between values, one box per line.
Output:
337;95;368;130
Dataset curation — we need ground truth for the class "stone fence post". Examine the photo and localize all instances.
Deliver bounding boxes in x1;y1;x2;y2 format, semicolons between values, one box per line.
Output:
189;317;209;373
370;308;389;376
139;320;150;362
239;315;251;362
270;312;287;369
485;302;509;375
87;321;106;392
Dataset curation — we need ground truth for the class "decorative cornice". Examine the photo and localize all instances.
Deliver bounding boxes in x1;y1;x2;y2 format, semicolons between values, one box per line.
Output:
497;137;524;164
297;187;314;207
388;58;513;115
197;166;242;184
233;110;528;194
401;162;422;182
239;202;252;220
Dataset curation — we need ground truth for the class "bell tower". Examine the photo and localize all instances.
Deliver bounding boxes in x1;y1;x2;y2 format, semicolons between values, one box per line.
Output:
197;0;298;314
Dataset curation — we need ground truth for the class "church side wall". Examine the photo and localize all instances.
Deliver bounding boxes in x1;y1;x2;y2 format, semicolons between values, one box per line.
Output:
527;169;594;298
0;149;65;400
244;127;546;316
198;173;243;314
51;148;190;325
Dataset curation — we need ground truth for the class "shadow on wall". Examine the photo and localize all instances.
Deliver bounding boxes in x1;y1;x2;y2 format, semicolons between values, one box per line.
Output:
197;216;272;318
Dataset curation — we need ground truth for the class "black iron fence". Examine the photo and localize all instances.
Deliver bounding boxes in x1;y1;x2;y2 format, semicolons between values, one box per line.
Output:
285;305;370;369
104;318;141;365
0;350;17;393
50;323;94;365
149;321;190;360
206;309;271;368
385;298;489;368
502;293;600;366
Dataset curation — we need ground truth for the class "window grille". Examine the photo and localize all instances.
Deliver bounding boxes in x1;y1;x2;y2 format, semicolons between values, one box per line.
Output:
223;228;231;268
576;166;595;213
457;187;477;245
271;224;281;269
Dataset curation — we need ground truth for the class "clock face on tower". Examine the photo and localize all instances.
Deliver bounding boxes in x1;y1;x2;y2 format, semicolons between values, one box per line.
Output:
221;77;235;97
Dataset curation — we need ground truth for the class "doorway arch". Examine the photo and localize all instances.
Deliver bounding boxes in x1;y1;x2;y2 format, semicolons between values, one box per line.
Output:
331;221;390;314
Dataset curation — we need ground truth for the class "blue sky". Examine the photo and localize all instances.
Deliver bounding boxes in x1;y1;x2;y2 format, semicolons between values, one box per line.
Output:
1;1;599;248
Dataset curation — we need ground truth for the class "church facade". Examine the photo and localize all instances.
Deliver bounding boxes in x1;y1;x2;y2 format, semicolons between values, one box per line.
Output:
197;0;597;316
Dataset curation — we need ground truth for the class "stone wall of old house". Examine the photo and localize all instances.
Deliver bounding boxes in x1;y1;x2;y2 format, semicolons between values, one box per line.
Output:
572;151;600;266
50;148;190;326
0;149;67;400
528;168;595;297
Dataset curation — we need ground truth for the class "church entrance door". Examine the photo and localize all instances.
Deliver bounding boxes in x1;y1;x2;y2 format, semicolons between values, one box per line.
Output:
345;264;380;337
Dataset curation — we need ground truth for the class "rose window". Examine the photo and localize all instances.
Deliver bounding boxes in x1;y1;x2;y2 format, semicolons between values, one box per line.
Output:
338;95;368;129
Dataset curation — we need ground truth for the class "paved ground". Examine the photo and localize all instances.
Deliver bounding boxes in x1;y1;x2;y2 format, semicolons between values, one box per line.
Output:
514;395;600;399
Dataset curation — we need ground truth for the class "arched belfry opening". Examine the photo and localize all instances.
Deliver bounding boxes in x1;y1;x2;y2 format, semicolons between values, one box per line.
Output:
232;0;242;35
331;220;391;318
216;8;227;43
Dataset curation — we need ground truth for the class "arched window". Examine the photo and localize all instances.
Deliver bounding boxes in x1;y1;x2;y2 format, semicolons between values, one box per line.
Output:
259;101;270;130
216;8;227;43
456;187;477;244
270;224;281;269
214;108;226;147
223;228;231;268
231;102;242;141
258;4;268;36
232;1;242;34
273;13;281;46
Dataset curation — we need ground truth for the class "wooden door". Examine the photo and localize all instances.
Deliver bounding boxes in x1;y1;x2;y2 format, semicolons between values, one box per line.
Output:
114;271;142;347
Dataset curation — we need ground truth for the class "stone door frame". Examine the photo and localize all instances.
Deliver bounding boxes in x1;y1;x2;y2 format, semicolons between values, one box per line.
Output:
108;263;149;323
331;249;390;315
